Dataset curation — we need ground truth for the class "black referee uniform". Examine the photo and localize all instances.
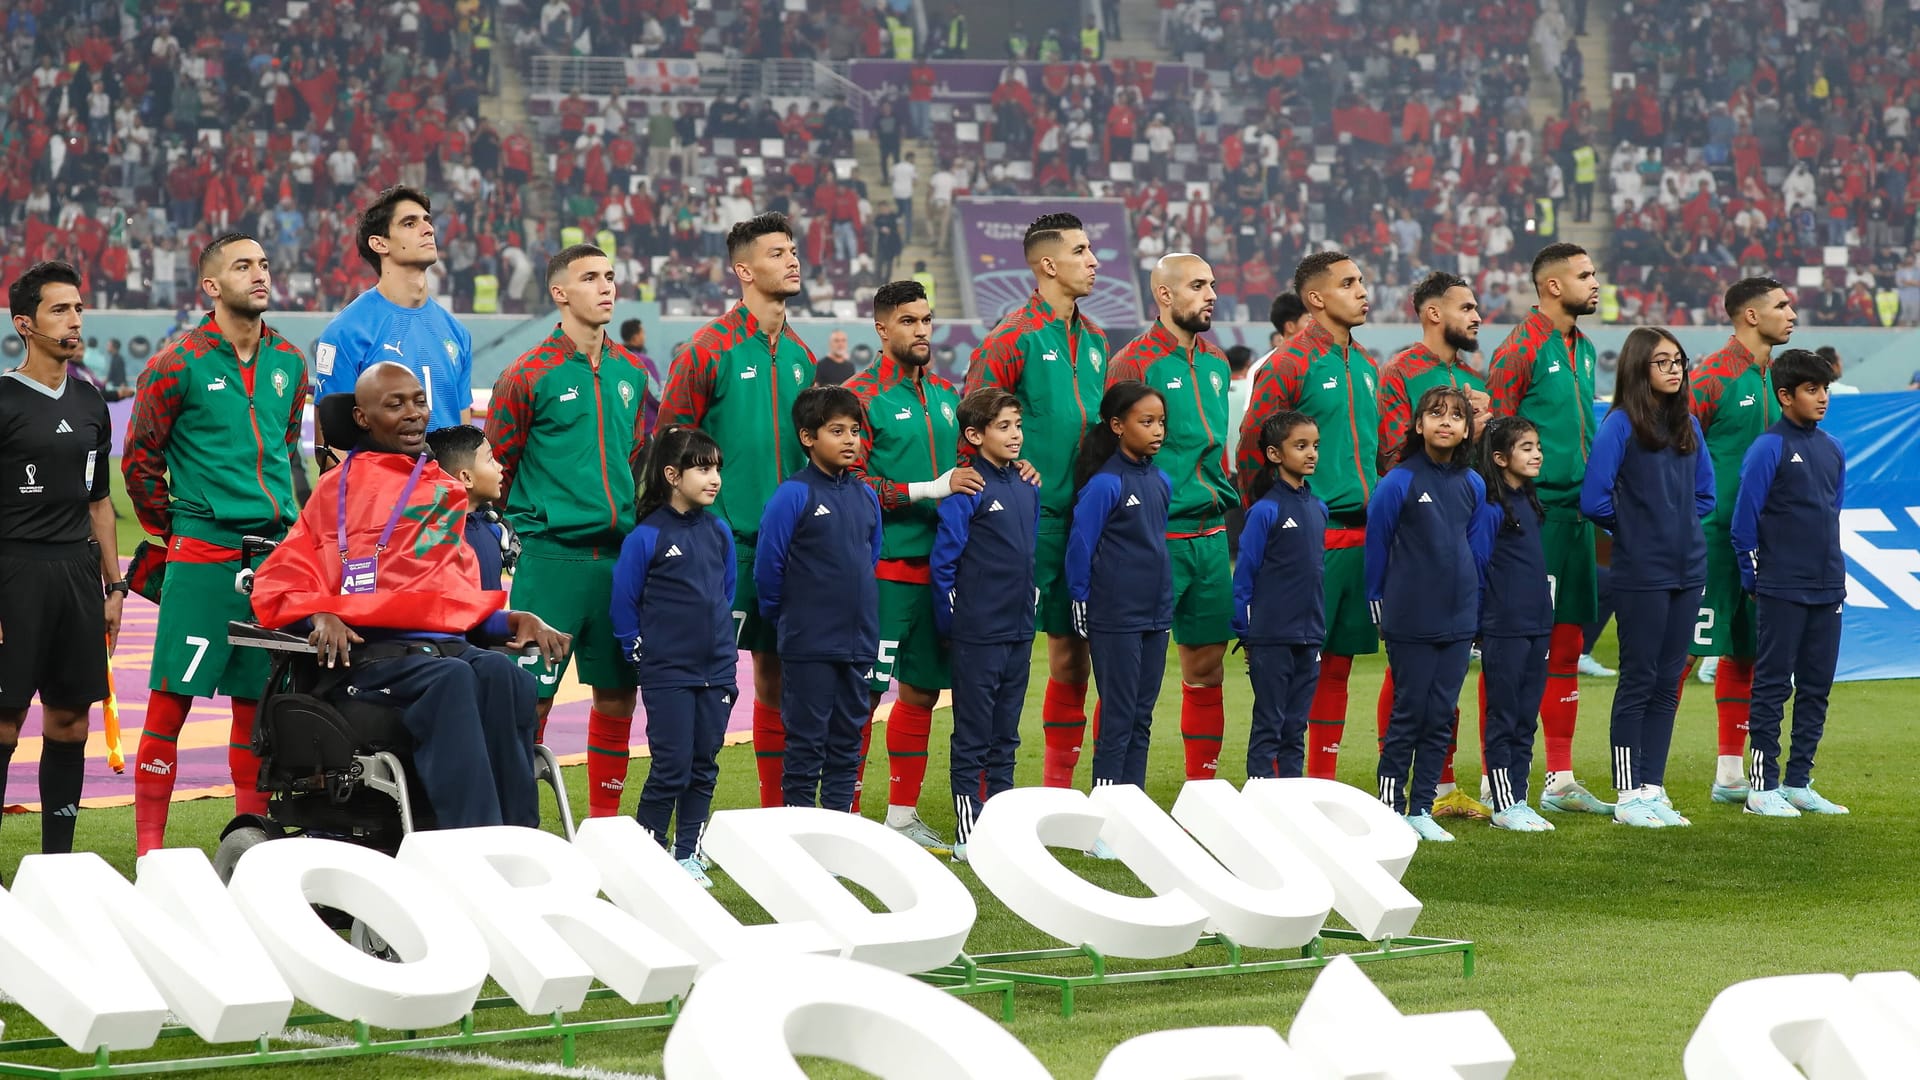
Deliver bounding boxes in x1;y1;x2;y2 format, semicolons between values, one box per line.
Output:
0;368;112;710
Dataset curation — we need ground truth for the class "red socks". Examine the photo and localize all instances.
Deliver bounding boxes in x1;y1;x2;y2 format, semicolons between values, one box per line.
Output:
1541;623;1583;773
1306;654;1353;780
1179;684;1225;780
135;690;192;855
1041;678;1089;788
585;708;632;817
886;701;933;807
852;714;874;813
1375;668;1394;747
752;702;786;808
1716;658;1753;756
229;699;266;817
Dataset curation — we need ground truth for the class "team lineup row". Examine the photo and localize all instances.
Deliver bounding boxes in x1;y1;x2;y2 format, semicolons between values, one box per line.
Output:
0;187;1848;881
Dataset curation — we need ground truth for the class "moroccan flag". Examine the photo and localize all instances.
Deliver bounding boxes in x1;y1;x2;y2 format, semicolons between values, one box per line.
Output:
250;451;506;633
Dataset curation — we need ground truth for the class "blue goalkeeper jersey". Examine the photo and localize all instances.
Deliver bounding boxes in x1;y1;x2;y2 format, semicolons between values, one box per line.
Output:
313;287;474;431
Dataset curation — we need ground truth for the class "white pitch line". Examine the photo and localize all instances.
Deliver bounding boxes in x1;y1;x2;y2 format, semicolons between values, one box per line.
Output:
274;1027;662;1080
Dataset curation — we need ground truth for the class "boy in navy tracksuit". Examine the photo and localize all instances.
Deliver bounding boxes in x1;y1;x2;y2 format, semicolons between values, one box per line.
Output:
1732;349;1849;817
932;388;1039;859
1233;411;1327;780
756;387;884;811
1365;387;1492;841
611;426;739;884
1067;383;1173;793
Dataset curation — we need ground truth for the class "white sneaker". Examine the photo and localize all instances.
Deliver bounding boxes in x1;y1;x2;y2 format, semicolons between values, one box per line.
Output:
950;842;968;864
1696;655;1719;685
1576;653;1617;677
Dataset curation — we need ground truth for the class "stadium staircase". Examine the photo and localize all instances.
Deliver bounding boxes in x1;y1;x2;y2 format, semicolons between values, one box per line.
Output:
1528;0;1616;255
856;134;962;315
488;36;558;235
1107;0;1174;60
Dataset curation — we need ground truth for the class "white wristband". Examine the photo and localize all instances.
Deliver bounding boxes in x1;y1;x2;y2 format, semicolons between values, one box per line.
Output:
907;468;956;502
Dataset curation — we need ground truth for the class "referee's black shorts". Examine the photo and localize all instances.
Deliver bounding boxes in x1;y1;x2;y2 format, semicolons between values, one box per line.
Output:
0;541;108;711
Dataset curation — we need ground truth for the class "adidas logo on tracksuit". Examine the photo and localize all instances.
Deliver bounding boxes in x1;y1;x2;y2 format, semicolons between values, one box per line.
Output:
664;545;683;557
1418;492;1433;503
1125;494;1141;507
813;504;832;516
1790;453;1804;462
987;499;1004;511
1282;517;1298;529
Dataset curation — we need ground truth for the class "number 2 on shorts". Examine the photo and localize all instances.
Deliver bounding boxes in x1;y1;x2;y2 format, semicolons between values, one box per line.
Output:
1693;607;1715;647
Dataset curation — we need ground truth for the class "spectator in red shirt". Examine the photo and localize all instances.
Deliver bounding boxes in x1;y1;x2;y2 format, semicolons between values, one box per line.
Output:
910;62;935;139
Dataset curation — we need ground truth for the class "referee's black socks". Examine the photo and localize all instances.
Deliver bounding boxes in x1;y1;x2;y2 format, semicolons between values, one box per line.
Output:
39;738;83;855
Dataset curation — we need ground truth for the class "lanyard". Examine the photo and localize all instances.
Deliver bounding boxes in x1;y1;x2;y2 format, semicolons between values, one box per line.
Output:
337;449;428;563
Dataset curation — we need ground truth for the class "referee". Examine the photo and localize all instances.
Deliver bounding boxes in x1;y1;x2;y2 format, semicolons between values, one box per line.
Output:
0;261;123;861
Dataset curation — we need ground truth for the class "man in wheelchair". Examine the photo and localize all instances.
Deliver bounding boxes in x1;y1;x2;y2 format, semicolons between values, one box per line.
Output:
247;361;571;829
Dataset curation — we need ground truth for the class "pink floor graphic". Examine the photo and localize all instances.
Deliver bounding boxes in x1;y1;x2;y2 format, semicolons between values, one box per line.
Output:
3;593;777;813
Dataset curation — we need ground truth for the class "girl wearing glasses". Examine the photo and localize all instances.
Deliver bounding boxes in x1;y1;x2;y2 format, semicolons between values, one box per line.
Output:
1580;327;1716;828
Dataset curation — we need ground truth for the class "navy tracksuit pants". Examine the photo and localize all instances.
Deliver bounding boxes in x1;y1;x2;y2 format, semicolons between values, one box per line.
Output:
1481;634;1549;811
335;647;538;829
781;659;867;811
1246;644;1320;779
949;638;1031;845
1089;629;1169;787
637;684;732;859
1748;595;1842;791
1609;587;1699;792
1378;639;1472;815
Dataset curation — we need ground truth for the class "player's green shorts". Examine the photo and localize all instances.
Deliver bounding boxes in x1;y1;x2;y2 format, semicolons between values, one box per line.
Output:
1034;521;1075;637
730;541;779;655
868;578;951;694
1541;513;1599;626
151;558;273;697
510;545;637;698
1322;544;1380;657
1170;531;1233;646
1692;528;1757;657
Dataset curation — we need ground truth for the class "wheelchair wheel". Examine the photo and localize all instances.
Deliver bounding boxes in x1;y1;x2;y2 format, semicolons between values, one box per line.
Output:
212;818;275;885
349;918;399;963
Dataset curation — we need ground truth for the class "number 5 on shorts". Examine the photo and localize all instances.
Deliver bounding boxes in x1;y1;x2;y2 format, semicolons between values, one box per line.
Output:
1694;607;1715;647
182;635;210;682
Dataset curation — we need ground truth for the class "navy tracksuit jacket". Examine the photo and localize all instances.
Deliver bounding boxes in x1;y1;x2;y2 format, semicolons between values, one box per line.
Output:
1581;409;1715;792
1232;476;1327;779
611;504;739;857
1067;450;1173;787
931;459;1040;837
1473;489;1555;810
1364;449;1491;815
1733;416;1846;790
756;463;883;810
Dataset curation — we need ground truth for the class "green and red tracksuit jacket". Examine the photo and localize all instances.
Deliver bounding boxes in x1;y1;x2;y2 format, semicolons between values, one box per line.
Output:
1375;343;1486;472
122;312;306;565
1689;335;1779;535
963;290;1108;525
848;353;960;585
1107;319;1236;536
1487;307;1597;512
485;324;650;554
654;301;817;545
1235;318;1379;553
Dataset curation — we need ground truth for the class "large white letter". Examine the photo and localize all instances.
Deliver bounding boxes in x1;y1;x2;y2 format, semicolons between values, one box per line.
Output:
698;807;976;973
1684;974;1914;1079
1092;1026;1310;1079
574;816;843;974
1144;779;1337;947
967;787;1208;959
397;826;699;1013
661;954;1052;1080
1288;956;1513;1080
228;837;488;1030
0;855;169;1052
1240;778;1422;940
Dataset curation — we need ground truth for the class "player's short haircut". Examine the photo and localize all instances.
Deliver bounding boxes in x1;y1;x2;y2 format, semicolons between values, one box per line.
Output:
726;212;795;261
957;385;1021;437
547;242;610;285
425;424;487;474
1529;241;1588;286
1412;270;1470;316
1269;291;1306;332
1724;275;1787;320
1771;348;1834;395
619;318;643;340
199;232;261;276
1023;212;1085;256
9;260;83;321
792;384;864;436
356;185;433;274
1292;250;1355;297
872;279;927;319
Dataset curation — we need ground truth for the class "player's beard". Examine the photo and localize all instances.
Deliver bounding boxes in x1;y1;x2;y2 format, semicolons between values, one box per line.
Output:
770;280;803;301
1172;307;1213;335
1443;326;1479;355
889;341;931;368
1572;293;1600;316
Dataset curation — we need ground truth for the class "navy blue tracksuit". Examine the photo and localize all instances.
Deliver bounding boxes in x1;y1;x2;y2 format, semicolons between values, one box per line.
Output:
932;460;1039;842
611;504;739;858
1365;449;1491;815
1067;451;1174;788
1733;418;1846;791
756;463;883;810
1474;488;1555;810
1233;476;1327;779
1581;409;1715;792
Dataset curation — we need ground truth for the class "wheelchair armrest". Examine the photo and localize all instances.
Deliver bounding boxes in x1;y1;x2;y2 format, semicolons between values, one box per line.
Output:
227;620;318;654
487;643;542;659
